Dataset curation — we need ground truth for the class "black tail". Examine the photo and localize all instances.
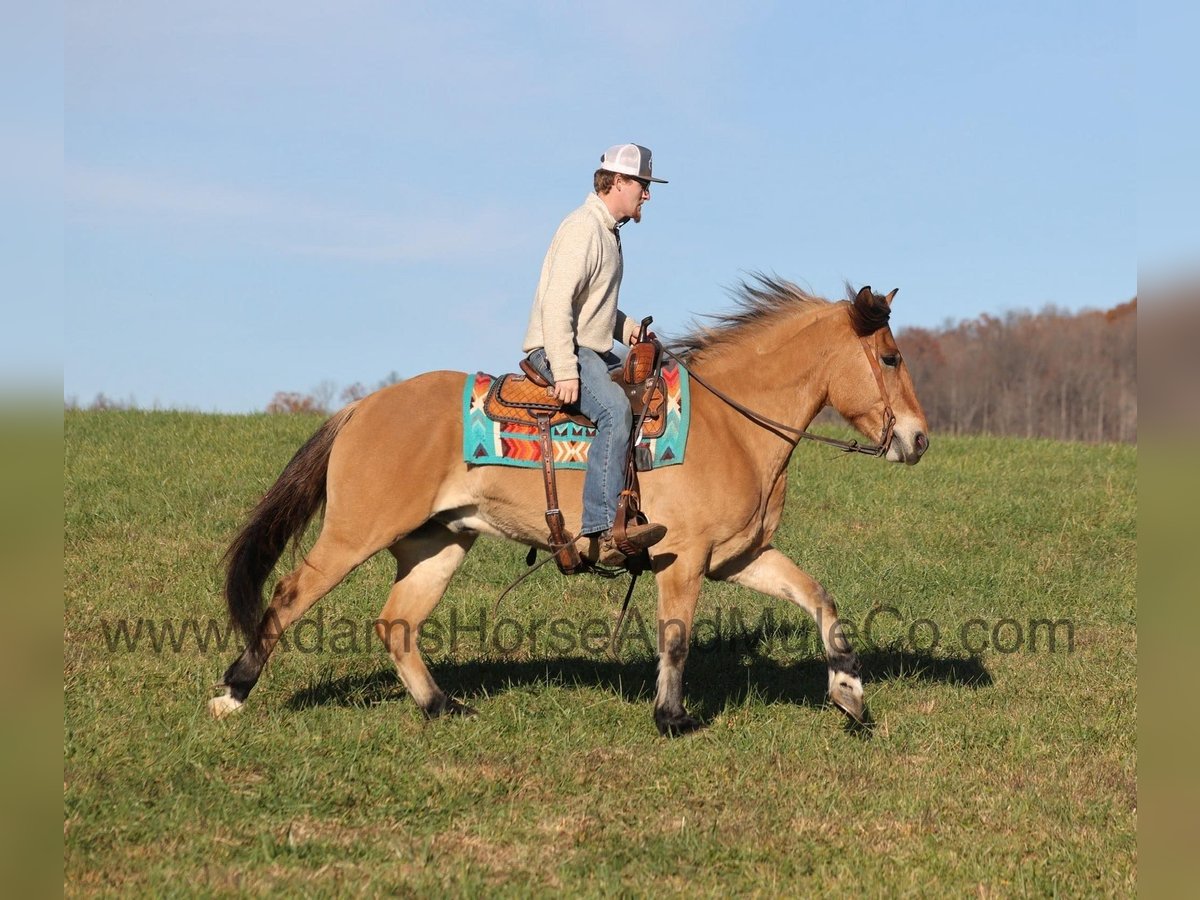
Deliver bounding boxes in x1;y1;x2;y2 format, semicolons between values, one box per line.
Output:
223;405;357;647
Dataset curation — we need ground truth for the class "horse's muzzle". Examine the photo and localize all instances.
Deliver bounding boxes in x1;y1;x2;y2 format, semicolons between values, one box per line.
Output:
887;426;929;465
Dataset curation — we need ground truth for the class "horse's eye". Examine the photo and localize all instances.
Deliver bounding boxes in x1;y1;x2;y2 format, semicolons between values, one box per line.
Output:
881;353;900;368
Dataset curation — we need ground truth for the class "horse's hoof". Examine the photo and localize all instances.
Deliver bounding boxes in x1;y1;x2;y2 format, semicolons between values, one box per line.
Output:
208;688;244;719
830;687;875;736
831;691;866;725
425;696;478;720
655;708;702;737
828;667;866;724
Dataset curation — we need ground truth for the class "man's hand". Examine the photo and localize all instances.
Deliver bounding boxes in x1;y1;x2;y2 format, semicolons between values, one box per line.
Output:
552;378;580;405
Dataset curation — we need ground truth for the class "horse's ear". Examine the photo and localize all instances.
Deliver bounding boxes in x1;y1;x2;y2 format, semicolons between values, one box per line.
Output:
849;284;891;335
884;288;898;306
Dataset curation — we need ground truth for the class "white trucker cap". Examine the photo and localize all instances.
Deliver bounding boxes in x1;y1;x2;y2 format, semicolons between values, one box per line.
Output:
599;143;668;183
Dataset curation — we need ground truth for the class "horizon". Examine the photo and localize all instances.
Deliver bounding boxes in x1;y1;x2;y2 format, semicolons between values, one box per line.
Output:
62;295;1135;414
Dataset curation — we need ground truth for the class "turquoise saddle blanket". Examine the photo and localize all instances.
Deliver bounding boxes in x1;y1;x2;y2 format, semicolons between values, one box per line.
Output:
462;359;690;470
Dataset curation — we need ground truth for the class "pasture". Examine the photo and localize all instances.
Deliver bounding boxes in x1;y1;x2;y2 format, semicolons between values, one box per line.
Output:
64;410;1136;895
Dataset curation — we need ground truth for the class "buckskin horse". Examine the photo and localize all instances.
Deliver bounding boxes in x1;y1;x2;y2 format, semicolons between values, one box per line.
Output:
209;277;929;735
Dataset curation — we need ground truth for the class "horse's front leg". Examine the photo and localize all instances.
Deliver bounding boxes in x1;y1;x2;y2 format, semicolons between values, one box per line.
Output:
652;556;706;736
723;546;866;723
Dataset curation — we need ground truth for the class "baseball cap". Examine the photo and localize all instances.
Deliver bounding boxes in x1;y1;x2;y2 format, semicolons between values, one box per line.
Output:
599;143;668;183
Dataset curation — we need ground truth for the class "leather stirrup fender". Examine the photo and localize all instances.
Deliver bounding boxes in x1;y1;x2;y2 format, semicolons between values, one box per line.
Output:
536;413;584;574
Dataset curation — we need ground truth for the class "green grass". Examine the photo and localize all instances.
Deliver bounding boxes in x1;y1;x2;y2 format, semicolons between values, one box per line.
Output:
64;411;1136;896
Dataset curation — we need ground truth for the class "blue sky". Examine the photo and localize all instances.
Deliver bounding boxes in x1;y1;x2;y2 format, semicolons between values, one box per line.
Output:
54;1;1143;412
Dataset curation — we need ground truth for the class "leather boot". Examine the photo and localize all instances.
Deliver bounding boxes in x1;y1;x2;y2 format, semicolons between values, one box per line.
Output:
582;522;667;566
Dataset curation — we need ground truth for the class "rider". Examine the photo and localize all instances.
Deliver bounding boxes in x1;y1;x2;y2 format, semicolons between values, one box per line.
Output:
523;143;668;566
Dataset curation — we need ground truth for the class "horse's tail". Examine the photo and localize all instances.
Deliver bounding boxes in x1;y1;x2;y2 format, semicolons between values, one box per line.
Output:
223;403;358;647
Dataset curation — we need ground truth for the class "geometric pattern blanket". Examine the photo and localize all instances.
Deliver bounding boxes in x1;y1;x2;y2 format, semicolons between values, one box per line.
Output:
463;358;690;470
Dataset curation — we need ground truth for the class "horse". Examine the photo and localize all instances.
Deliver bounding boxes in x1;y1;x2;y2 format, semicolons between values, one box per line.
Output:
209;276;929;735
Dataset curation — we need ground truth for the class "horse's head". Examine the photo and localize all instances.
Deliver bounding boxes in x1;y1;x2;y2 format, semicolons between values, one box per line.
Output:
827;285;929;465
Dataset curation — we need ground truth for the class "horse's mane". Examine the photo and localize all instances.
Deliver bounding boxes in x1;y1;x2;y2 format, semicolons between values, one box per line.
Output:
668;273;888;362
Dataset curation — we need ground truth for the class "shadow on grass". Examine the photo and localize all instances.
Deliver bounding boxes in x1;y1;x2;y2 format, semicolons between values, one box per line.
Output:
286;616;992;720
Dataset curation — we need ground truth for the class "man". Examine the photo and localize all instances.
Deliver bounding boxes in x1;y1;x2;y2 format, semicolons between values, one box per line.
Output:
522;143;668;566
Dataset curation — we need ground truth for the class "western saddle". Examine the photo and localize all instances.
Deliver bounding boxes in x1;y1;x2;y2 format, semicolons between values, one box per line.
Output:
482;318;665;574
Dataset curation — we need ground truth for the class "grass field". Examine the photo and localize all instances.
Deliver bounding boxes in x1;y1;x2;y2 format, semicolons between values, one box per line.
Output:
64;410;1136;895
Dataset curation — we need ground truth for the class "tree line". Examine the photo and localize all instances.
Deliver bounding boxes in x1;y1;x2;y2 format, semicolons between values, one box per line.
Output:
258;300;1136;444
67;303;1137;445
896;300;1136;443
264;372;403;414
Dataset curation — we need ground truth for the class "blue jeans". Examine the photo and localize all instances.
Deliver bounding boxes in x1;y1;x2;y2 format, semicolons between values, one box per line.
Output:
526;347;631;535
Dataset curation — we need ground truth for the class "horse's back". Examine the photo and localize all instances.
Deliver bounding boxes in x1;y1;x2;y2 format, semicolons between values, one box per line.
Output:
368;370;468;397
353;370;467;427
326;370;469;499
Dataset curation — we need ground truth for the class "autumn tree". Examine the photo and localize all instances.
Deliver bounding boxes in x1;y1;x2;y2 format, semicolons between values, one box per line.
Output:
899;300;1135;443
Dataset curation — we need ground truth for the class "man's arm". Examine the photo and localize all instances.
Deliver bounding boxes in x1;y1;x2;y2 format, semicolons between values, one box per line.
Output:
540;222;598;384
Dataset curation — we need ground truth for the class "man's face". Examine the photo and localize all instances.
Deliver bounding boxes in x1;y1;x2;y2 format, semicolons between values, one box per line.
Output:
614;175;651;223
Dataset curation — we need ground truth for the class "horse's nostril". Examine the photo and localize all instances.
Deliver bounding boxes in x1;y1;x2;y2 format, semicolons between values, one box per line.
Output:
914;432;928;454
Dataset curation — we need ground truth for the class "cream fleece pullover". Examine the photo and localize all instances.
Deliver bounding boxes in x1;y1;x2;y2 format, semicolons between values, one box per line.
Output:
522;192;637;382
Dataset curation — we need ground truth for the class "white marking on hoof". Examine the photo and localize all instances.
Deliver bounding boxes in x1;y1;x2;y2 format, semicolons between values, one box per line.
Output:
828;670;865;723
208;688;244;719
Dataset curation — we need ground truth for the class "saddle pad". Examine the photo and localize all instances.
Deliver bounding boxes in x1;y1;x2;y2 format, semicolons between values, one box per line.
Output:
463;358;690;470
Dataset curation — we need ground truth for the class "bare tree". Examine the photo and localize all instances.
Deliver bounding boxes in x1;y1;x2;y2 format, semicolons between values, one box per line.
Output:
899;300;1135;443
266;392;323;414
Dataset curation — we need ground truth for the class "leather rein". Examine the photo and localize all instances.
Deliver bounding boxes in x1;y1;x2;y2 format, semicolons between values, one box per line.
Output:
660;332;896;457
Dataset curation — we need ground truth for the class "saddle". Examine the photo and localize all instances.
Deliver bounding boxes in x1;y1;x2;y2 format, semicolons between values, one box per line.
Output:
484;319;664;575
483;358;667;439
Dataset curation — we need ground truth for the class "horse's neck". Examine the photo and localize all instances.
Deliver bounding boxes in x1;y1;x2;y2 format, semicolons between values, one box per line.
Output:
691;321;829;468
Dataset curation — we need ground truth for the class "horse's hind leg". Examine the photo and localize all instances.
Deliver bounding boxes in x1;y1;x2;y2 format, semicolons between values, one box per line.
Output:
723;546;866;723
209;530;374;717
375;522;476;719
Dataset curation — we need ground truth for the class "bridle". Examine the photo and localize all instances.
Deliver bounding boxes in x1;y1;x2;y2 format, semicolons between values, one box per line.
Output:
660;331;897;457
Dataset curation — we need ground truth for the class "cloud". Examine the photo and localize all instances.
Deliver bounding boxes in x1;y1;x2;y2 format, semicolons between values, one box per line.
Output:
66;2;539;110
286;208;528;264
66;0;377;44
66;167;269;220
65;164;534;264
0;127;61;194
